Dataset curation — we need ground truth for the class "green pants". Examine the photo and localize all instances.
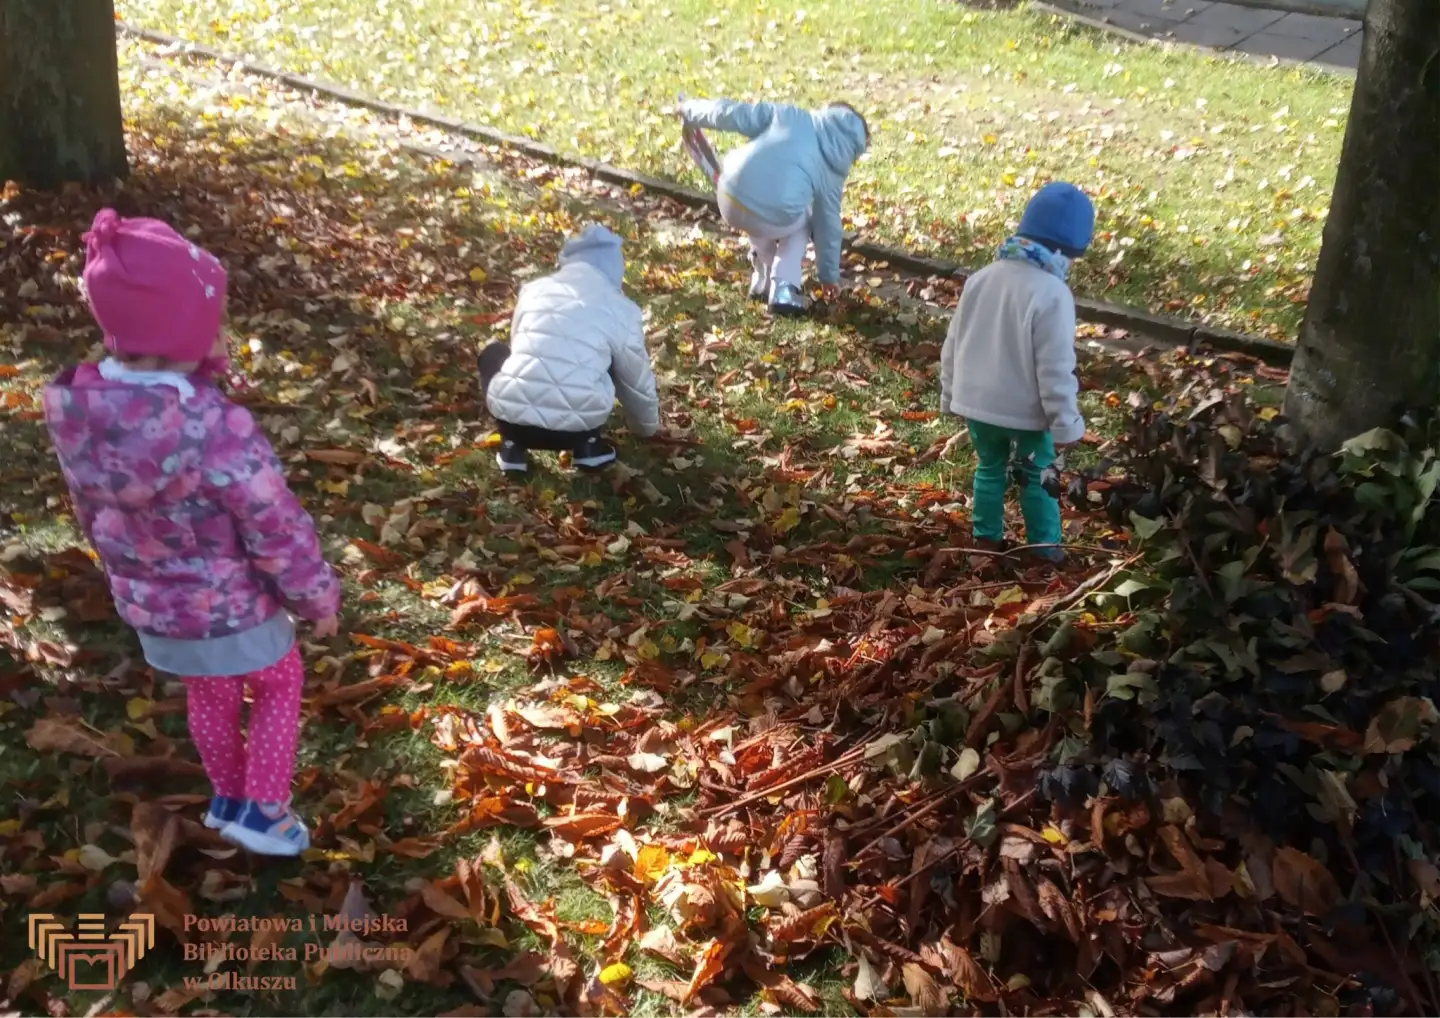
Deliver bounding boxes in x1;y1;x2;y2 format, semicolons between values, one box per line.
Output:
967;419;1061;546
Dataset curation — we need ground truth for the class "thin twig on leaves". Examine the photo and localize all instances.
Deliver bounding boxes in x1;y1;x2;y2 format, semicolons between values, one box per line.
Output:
1028;553;1143;627
851;782;977;861
1394;841;1440;1014
1339;837;1433;1014
697;743;872;818
949;543;1126;559
854;787;1038;912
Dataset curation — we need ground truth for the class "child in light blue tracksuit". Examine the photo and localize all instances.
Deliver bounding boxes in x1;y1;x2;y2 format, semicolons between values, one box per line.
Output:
679;98;869;317
940;182;1095;564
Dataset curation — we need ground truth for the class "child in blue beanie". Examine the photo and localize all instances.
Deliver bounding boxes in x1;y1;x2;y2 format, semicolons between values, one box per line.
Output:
939;182;1095;563
678;97;869;317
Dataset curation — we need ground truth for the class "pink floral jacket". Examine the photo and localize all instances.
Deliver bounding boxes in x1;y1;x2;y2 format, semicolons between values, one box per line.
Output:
43;364;340;640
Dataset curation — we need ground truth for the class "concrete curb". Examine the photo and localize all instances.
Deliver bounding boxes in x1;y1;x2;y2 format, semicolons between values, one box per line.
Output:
1030;0;1358;78
1212;0;1363;20
114;21;1296;367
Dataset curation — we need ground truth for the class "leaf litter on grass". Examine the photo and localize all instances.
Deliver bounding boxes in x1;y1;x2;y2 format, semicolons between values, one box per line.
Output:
7;33;1435;1018
115;0;1354;340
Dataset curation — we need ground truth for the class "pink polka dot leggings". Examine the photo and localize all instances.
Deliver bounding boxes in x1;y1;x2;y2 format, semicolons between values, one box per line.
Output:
183;647;305;803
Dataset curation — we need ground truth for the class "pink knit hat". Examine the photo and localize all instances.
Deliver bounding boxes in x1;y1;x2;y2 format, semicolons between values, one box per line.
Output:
81;208;228;362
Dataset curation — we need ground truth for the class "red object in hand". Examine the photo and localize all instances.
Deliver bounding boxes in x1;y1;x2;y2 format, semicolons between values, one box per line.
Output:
681;121;721;185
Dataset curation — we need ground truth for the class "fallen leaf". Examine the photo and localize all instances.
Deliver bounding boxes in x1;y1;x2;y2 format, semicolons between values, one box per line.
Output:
853;952;884;1002
131;802;180;884
26;717;123;757
683;939;730;1005
1273;846;1343;916
903;961;948;1012
599;962;633;987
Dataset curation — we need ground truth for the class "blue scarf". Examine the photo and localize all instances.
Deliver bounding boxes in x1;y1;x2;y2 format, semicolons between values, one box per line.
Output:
997;236;1070;281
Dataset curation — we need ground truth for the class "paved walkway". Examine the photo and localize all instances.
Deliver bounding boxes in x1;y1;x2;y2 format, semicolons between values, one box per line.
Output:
1045;0;1364;70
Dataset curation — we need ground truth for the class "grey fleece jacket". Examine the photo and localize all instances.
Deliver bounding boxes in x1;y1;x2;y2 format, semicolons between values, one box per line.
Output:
680;99;868;285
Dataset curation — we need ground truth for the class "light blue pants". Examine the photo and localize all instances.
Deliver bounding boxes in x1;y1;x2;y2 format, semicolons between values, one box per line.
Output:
967;419;1061;546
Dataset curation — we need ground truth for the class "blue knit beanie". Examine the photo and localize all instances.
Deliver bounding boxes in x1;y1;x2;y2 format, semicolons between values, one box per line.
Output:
1017;183;1095;258
559;224;626;288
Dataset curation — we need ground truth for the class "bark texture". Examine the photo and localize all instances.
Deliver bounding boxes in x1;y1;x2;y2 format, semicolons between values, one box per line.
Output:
1282;0;1440;451
0;0;128;188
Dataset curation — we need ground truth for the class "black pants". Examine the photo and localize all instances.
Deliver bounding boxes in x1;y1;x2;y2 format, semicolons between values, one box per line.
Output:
478;342;603;451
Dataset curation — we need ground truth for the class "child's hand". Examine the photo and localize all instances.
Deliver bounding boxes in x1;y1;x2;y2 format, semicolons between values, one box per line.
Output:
312;615;340;639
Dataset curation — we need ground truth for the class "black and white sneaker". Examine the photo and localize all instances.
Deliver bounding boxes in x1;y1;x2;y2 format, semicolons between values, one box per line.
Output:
767;280;808;318
573;436;618;471
496;440;529;474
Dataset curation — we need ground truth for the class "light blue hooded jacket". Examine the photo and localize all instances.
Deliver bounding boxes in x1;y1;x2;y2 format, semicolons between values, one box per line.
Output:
681;99;868;285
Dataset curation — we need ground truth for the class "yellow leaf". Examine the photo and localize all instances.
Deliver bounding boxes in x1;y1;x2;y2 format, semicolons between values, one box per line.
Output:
993;586;1025;606
318;479;350;496
781;398;807;413
636;639;660;661
775;506;801;534
125;697;153;721
685;847;718;867
1258;406;1279;421
727;622;755;648
469;266;488;283
1042;824;1069;845
0;819;22;836
699;648;727;670
599;962;632;987
633;844;671;884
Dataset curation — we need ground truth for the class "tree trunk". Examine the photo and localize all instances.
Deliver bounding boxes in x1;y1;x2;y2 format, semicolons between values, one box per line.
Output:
0;0;127;188
1281;0;1440;451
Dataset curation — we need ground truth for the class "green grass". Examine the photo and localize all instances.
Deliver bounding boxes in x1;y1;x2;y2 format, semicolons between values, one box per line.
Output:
114;0;1354;340
0;36;1282;1017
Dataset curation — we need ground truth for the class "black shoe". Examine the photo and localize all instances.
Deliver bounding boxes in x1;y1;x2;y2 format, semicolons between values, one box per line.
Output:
496;440;529;474
573;436;618;471
767;280;809;318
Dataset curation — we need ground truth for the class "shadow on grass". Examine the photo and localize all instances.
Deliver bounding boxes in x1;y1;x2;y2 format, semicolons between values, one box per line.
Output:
0;87;880;1016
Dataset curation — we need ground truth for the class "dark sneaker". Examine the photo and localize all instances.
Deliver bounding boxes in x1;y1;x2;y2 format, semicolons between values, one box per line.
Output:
1029;545;1066;565
496;440;529;474
203;795;244;830
767;280;808;318
222;800;310;857
573;436;618;471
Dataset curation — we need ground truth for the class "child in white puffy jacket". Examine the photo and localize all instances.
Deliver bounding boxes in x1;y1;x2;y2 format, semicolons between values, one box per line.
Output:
479;225;660;474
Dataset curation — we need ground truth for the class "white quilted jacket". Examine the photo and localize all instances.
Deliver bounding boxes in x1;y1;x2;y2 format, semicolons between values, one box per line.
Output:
486;262;660;436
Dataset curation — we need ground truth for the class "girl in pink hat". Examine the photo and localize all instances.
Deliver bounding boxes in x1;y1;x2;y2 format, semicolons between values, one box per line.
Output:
42;209;341;857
